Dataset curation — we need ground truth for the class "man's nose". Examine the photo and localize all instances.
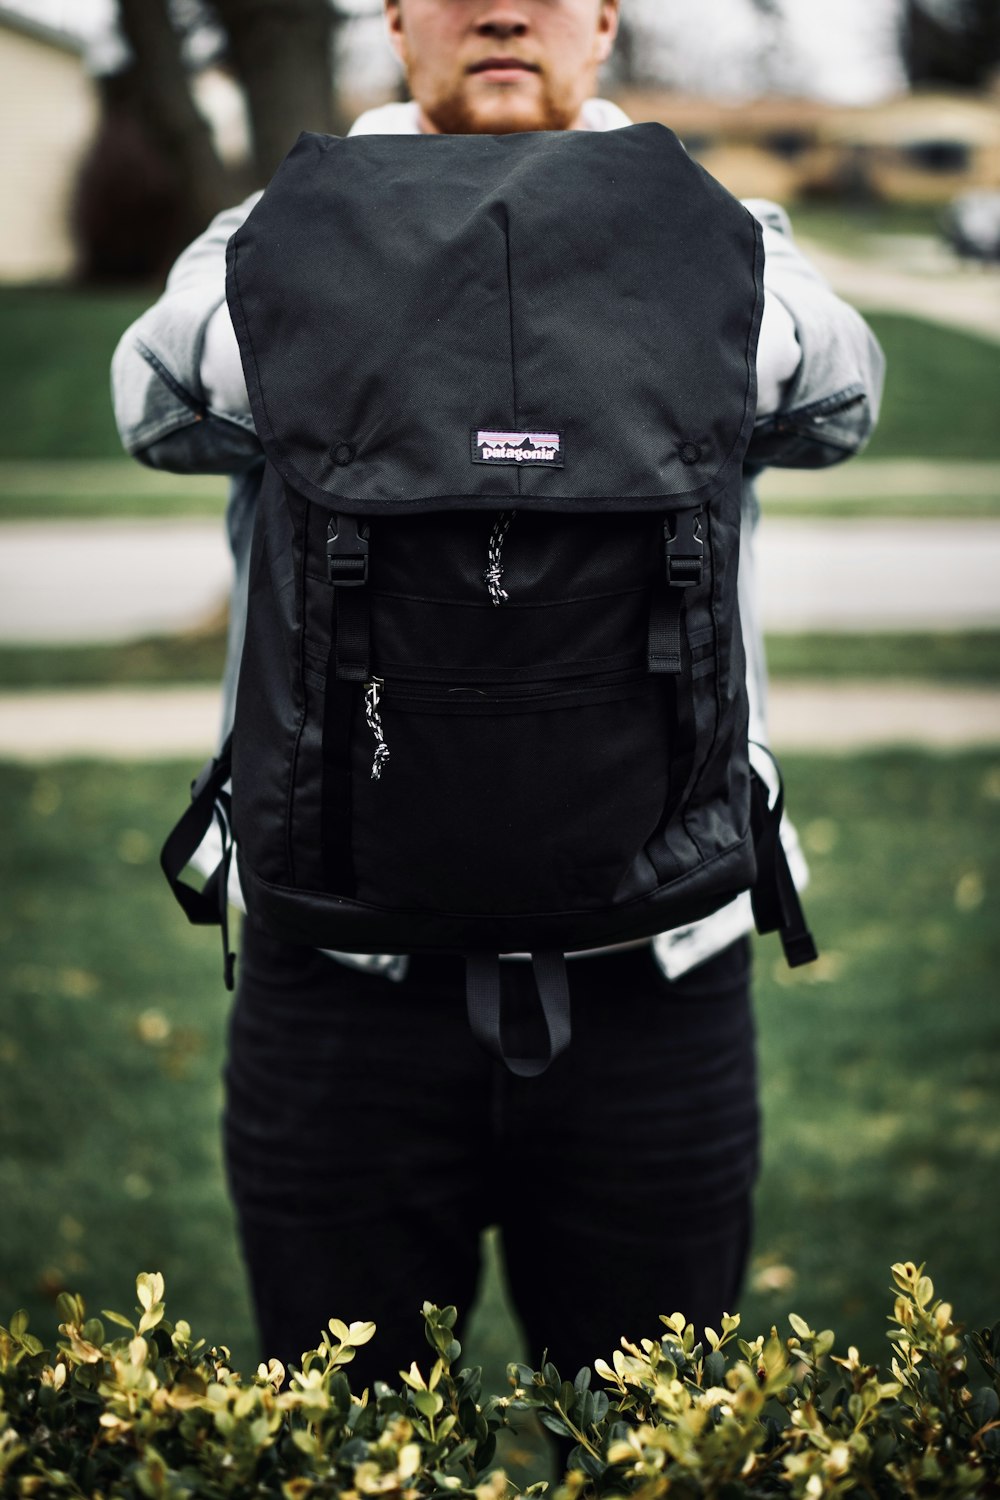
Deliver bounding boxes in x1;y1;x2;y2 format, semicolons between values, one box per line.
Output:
474;5;530;38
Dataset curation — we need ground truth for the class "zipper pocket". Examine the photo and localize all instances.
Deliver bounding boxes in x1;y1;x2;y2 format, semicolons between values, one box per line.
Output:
381;665;650;713
356;667;652;781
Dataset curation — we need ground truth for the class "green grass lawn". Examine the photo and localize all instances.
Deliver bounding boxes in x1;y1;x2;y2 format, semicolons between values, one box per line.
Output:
862;313;1000;464
789;201;945;253
0;288;152;462
1;752;997;1396
0;461;227;520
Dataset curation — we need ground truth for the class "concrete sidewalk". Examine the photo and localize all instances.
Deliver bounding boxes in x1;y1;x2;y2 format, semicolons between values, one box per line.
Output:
1;680;997;760
3;514;1000;641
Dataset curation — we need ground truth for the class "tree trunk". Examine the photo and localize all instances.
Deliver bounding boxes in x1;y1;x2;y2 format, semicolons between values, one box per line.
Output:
116;0;231;235
212;0;337;183
902;0;1000;89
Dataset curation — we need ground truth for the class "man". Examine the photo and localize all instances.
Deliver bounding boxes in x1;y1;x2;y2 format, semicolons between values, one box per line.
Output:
112;0;884;1387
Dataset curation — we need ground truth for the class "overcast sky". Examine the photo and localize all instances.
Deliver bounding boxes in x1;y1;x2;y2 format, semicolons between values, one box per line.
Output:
7;0;907;103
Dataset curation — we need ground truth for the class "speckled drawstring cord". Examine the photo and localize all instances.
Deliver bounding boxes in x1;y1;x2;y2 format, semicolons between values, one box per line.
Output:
365;679;390;780
484;510;516;605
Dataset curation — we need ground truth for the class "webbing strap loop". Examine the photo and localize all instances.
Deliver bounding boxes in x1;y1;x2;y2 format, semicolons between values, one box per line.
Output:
160;734;237;990
647;582;684;673
749;746;818;969
466;952;572;1077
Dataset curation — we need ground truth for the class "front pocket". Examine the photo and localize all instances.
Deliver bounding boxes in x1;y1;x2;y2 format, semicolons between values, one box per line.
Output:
345;670;672;915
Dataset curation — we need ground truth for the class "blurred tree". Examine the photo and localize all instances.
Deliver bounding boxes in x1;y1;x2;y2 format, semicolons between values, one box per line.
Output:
211;0;344;179
116;0;231;229
902;0;1000;89
74;0;368;281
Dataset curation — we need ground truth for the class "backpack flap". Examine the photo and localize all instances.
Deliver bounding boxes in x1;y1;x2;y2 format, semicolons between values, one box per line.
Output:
226;123;763;517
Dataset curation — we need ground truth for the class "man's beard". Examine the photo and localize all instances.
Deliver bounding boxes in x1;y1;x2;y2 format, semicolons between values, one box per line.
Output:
421;78;580;135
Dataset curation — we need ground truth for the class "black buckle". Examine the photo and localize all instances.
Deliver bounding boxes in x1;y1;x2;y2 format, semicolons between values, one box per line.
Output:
664;509;704;587
327;515;370;586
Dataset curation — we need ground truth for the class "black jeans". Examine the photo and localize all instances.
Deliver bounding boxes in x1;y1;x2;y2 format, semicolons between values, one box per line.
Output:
223;925;758;1384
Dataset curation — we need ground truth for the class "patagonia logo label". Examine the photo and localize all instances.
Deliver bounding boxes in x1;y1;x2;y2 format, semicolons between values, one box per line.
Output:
472;429;564;467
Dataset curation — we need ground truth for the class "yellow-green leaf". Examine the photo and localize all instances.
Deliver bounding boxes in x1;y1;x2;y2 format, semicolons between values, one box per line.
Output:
136;1273;165;1313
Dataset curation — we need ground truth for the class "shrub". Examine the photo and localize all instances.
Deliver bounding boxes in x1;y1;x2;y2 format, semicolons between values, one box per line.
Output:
2;1262;999;1498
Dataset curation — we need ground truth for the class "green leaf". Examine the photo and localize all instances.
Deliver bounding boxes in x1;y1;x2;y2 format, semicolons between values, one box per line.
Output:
574;1447;605;1480
413;1388;444;1419
56;1292;80;1325
538;1411;571;1437
788;1314;813;1341
971;1387;1000;1428
136;1272;164;1313
9;1309;28;1339
101;1309;137;1333
474;1434;497;1470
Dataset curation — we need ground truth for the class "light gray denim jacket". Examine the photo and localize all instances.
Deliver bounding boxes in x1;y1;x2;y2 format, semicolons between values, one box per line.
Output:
111;128;885;981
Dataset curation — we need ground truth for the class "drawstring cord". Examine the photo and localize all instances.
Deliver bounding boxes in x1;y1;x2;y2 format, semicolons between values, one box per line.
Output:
484;510;516;605
365;678;390;780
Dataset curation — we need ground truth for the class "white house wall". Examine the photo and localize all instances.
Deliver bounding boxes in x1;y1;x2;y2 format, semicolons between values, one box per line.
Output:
0;25;97;281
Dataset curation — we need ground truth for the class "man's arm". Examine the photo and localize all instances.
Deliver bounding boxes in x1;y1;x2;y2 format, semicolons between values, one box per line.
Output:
110;195;263;475
744;199;886;470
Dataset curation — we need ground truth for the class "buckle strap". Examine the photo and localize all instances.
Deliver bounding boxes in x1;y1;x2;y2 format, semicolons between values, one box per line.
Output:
466;952;572;1077
665;509;704;587
648;508;704;674
328;514;371;682
326;514;369;585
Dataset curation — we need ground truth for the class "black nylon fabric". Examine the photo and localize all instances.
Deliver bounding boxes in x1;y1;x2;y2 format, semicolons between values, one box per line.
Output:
225;125;765;959
226;124;763;514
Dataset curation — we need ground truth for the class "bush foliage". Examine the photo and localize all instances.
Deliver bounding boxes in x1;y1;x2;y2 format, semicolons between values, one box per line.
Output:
2;1262;999;1498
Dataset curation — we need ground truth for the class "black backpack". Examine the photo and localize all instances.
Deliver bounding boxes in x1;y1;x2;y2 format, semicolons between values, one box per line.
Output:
163;123;816;1074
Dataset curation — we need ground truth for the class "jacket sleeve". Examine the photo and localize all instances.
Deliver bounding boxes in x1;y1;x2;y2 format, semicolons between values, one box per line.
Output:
110;194;264;474
743;199;886;470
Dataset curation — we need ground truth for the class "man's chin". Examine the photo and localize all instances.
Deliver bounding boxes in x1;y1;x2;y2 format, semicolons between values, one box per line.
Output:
421;84;578;135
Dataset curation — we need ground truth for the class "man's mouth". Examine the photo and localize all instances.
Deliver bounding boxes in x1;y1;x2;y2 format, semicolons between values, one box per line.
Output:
467;57;541;77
